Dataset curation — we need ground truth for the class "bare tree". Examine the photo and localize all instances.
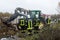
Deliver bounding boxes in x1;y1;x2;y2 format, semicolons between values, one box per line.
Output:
56;2;60;14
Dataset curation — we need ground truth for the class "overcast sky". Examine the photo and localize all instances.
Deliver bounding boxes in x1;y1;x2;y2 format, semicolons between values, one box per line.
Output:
0;0;60;15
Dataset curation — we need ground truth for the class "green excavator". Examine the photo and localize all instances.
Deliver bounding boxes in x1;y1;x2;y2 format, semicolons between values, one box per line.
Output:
1;7;50;35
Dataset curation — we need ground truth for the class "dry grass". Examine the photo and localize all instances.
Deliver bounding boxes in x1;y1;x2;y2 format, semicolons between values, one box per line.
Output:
0;13;60;40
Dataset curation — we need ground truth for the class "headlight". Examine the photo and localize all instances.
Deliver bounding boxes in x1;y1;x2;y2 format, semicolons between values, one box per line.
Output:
21;12;24;14
21;16;24;18
17;10;24;14
36;14;38;18
27;15;30;18
17;10;21;13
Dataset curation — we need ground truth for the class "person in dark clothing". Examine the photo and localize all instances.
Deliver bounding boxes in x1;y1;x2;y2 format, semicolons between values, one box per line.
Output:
46;17;51;26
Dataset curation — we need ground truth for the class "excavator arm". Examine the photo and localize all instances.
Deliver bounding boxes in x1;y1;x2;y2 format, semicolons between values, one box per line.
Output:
4;7;28;24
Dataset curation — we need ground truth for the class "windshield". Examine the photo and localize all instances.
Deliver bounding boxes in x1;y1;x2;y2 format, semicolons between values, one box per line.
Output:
30;11;40;18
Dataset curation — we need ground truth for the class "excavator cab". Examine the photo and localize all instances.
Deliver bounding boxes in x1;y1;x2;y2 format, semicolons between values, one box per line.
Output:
29;10;41;19
17;10;44;30
27;10;45;34
28;10;41;30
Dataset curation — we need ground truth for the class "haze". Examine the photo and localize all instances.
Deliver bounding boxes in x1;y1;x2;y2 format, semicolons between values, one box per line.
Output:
0;0;60;15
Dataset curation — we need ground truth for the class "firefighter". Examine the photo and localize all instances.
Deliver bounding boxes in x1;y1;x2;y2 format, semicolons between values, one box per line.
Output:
27;14;33;35
17;15;28;33
46;17;51;26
